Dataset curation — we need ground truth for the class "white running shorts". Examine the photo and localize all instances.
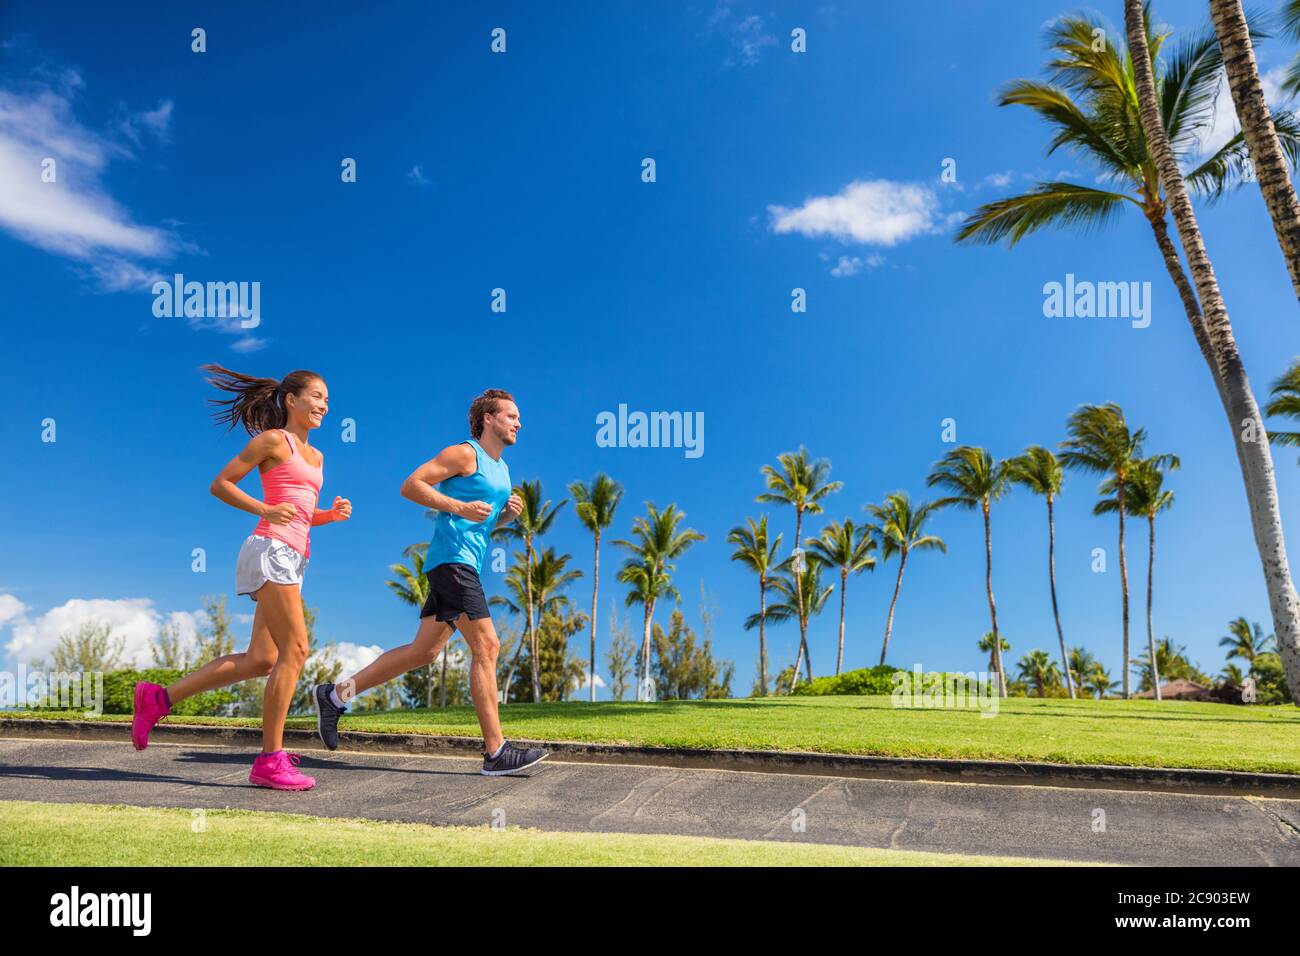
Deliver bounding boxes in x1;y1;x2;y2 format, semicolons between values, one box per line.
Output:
235;534;309;599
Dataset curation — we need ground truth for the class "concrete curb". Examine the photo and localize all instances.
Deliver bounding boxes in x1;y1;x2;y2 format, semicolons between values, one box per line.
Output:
2;717;1297;798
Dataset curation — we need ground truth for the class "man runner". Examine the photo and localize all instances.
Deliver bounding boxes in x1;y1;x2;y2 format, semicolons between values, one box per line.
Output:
312;389;548;776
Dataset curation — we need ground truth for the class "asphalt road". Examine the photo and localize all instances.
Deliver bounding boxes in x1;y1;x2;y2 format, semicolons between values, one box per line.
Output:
2;737;1298;865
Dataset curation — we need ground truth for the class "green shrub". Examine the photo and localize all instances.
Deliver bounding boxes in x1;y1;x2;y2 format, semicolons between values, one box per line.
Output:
792;665;902;696
96;669;237;716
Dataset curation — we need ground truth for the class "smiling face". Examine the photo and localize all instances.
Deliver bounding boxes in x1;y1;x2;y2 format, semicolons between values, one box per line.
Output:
285;377;329;431
485;399;520;445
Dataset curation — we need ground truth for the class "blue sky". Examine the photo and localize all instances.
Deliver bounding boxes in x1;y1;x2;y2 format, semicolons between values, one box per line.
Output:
1;0;1295;696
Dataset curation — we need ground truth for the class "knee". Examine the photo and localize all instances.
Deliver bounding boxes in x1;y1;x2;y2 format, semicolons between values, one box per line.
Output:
417;642;442;666
280;636;310;669
247;652;277;677
472;634;500;663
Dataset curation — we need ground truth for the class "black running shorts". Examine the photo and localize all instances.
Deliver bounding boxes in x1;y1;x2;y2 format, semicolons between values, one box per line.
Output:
419;562;491;622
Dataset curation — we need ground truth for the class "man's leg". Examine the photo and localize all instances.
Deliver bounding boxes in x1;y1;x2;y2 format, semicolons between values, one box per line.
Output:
455;614;504;755
338;615;455;702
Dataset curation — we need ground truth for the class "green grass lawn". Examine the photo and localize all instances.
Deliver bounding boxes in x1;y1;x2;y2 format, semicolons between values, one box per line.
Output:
0;800;1088;866
6;695;1298;773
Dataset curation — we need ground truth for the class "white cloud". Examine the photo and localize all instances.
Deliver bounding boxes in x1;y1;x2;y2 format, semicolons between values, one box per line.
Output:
829;252;885;277
1;597;204;669
229;335;267;353
1194;70;1295;162
768;179;943;246
706;2;777;66
0;595;26;627
0;75;177;292
982;171;1014;188
326;641;385;681
118;98;173;147
572;671;607;692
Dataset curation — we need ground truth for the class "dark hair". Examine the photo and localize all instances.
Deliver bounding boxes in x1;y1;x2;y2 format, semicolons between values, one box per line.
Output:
202;364;324;435
469;388;514;438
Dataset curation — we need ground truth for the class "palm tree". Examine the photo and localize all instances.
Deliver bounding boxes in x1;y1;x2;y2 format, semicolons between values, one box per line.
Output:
1067;645;1098;692
1006;445;1074;698
494;479;565;703
1059;404;1145;698
1218;616;1276;664
1083;662;1119;699
765;559;835;673
1097;454;1178;701
385;543;440;708
955;7;1300;699
569;474;623;702
1210;0;1300;307
927;446;1011;697
1124;0;1300;702
1017;649;1062;698
729;516;783;696
614;503;703;701
956;10;1297;393
757;447;842;683
978;631;1011;678
865;492;946;666
492;547;582;702
1266;360;1300;455
807;520;877;674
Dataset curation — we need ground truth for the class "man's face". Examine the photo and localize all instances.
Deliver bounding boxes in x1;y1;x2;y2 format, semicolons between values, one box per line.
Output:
488;401;521;445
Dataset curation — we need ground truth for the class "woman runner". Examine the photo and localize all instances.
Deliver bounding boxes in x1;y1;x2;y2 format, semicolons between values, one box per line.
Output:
130;365;351;790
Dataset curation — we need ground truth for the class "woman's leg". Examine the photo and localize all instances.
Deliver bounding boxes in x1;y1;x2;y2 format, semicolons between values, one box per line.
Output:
337;615;454;702
165;601;279;703
252;581;310;753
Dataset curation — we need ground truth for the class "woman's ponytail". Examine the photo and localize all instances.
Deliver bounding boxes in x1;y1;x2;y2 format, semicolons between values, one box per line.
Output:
202;364;321;434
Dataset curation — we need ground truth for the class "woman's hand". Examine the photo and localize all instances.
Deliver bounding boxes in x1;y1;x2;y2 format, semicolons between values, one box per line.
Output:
332;496;352;521
261;502;297;525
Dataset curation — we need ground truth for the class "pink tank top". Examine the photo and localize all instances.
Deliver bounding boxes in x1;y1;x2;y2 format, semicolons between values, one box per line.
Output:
252;430;324;557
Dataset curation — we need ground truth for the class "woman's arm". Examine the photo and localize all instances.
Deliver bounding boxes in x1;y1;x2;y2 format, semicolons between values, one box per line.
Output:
313;497;352;526
209;431;295;524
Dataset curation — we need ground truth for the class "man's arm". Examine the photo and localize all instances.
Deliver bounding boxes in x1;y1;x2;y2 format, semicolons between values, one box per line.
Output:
495;492;523;529
400;444;485;520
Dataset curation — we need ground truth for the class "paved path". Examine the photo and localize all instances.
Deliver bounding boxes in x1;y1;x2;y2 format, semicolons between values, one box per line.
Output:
2;738;1298;865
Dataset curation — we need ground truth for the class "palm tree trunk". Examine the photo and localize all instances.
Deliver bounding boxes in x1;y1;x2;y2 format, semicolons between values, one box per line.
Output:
589;530;600;703
427;663;434;709
983;501;1007;698
758;574;769;696
525;539;540;703
1210;0;1300;307
1047;496;1075;698
790;643;804;693
1128;0;1300;703
880;551;906;666
1118;481;1130;699
836;567;847;675
440;647;448;707
793;507;810;683
1147;514;1161;702
637;600;653;701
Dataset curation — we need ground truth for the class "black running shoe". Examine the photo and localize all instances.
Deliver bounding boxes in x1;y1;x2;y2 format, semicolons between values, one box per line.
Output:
481;740;548;776
312;683;346;750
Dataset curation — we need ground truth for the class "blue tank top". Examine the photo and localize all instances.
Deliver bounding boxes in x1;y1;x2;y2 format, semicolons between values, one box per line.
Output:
423;438;513;575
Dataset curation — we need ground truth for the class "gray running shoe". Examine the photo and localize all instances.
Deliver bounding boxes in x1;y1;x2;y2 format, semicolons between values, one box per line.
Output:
312;683;346;751
481;740;548;776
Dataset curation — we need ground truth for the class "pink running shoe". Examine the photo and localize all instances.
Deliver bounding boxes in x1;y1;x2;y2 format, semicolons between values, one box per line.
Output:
249;751;316;791
131;681;171;751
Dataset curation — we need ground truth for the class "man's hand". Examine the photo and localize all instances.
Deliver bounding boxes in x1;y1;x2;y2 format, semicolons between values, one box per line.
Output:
457;500;493;522
503;493;523;520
